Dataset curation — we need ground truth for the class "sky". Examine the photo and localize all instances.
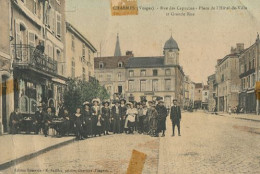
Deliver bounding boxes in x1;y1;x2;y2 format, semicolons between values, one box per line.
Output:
65;0;260;83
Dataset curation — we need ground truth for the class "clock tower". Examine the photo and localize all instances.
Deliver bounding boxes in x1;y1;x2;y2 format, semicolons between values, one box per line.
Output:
163;36;179;65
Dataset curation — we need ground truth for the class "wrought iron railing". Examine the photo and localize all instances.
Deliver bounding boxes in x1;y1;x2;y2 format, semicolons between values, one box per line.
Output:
12;44;58;74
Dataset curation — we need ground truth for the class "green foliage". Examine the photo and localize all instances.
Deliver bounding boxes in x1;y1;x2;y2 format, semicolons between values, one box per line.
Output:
63;78;109;114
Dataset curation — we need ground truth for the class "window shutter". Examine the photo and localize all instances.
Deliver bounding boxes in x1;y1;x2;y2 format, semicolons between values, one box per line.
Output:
56;12;61;37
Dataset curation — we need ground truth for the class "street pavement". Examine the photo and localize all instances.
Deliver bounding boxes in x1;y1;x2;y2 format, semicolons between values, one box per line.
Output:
1;111;260;174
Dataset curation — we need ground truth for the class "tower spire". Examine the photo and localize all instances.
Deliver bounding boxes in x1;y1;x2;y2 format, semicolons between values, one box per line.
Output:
114;33;122;57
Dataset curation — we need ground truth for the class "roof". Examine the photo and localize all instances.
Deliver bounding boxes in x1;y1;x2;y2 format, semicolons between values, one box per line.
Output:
217;53;240;66
203;85;209;90
164;36;179;50
66;22;97;52
126;56;165;68
195;83;203;88
94;56;132;69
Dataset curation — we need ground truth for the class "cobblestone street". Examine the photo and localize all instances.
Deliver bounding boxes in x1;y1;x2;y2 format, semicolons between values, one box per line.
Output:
2;111;260;174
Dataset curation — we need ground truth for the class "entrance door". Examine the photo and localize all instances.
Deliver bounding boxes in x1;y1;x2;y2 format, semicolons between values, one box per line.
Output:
2;80;7;133
118;86;122;94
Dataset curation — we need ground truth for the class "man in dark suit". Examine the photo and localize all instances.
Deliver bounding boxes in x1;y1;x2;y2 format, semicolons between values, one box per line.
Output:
170;99;181;136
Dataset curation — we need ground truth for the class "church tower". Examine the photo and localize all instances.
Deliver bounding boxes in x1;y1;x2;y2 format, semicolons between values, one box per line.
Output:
114;33;122;57
163;35;179;65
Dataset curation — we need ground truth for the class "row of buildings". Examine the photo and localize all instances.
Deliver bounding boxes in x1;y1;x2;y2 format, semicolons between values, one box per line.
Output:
207;35;260;114
94;34;198;109
0;0;96;134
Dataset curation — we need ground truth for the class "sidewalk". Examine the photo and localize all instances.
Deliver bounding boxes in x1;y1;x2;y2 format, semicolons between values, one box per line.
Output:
209;112;260;122
0;134;75;170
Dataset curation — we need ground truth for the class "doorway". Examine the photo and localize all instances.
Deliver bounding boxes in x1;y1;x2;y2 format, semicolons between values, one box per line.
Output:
2;79;7;133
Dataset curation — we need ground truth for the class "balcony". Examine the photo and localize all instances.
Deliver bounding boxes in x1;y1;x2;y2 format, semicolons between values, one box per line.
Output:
12;44;57;75
239;68;255;79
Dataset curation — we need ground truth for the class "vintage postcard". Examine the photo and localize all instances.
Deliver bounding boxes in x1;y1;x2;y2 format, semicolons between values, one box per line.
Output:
0;0;260;173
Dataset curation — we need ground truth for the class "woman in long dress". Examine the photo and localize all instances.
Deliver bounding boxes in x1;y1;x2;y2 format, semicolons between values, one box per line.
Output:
91;99;101;137
101;101;111;135
126;102;138;134
82;102;92;138
73;107;84;140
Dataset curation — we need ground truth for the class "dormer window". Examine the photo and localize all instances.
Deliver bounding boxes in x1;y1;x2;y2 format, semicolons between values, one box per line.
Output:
99;62;104;69
118;62;123;68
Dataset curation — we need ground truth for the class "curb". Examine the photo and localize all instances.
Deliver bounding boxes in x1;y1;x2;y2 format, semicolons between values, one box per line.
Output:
217;114;260;122
0;138;75;170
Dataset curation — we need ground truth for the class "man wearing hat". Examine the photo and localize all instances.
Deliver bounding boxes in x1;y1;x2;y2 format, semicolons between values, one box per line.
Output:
9;107;22;134
112;100;121;134
170;99;182;136
119;99;127;133
34;103;45;134
156;100;168;137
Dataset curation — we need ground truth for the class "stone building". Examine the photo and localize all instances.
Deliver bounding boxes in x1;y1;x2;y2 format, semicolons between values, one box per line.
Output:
0;0;13;134
194;83;203;109
207;74;217;112
94;35;186;108
0;0;68;133
183;76;194;109
215;44;243;112
202;85;209;110
239;35;260;113
65;22;97;81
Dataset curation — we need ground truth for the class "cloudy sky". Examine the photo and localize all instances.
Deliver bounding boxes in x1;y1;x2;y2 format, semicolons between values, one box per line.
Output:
65;0;260;83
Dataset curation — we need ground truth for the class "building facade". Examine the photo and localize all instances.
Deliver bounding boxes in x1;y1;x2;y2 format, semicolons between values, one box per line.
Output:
0;0;68;134
65;22;96;81
207;74;217;112
0;0;13;134
94;35;185;108
239;35;260;113
194;83;203;109
215;44;243;112
202;85;209;110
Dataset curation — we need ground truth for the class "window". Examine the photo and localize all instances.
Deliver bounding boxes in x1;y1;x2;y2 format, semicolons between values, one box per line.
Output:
107;86;111;94
118;72;122;81
46;43;53;58
140;80;146;91
82;44;86;57
153;69;158;76
129;70;134;77
118;62;123;68
128;80;134;92
56;12;61;37
33;0;37;14
82;67;86;81
88;49;91;62
152;80;158;91
140;70;146;76
56;49;61;61
252;59;255;69
252;74;256;87
71;34;75;51
165;79;171;91
165;69;171;76
107;74;112;81
99;62;104;69
118;86;122;94
28;32;35;47
198;90;201;93
204;92;208;96
221;74;224;82
71;57;75;78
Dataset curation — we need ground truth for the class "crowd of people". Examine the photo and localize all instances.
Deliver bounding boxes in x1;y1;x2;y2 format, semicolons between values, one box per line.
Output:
9;98;182;140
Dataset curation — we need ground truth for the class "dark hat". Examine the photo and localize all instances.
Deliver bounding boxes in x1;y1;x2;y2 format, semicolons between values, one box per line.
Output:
113;100;120;104
102;101;110;106
141;99;147;103
120;98;126;104
148;101;153;104
173;99;177;102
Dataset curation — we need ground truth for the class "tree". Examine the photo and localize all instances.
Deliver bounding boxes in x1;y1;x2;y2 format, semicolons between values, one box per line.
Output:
63;78;109;114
